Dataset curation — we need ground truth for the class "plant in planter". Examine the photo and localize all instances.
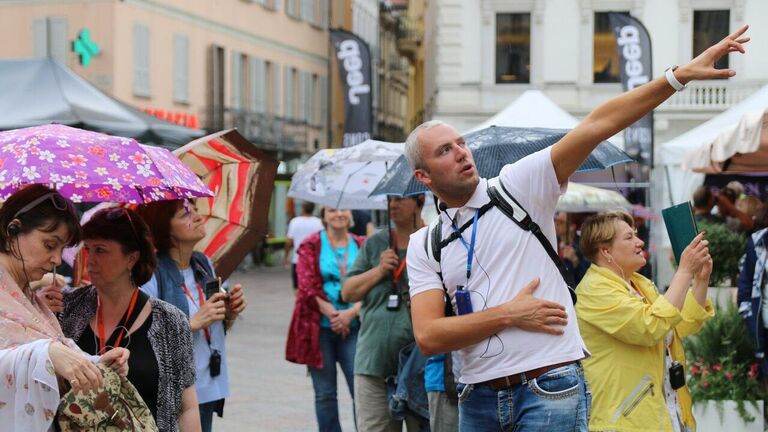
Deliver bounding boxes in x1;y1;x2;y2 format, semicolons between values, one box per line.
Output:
696;221;746;286
684;301;766;423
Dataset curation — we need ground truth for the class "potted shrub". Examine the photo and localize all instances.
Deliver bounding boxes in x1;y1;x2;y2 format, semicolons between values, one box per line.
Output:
696;221;746;287
684;302;766;430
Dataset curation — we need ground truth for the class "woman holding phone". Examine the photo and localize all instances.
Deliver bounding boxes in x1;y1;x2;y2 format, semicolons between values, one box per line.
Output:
136;199;247;432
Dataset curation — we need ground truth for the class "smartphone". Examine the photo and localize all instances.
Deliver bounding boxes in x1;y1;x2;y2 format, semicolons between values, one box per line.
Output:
204;277;223;300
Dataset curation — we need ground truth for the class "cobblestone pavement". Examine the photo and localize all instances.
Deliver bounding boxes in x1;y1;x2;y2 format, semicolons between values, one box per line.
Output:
216;266;355;431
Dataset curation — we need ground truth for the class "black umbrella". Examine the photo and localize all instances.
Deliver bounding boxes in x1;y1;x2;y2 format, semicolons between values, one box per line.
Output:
369;126;634;197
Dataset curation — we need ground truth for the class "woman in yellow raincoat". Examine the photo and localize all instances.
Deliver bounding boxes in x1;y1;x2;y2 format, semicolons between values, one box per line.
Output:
575;211;714;432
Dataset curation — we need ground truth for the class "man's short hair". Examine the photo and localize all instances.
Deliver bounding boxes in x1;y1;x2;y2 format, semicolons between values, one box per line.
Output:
404;120;447;171
301;201;315;215
692;186;713;208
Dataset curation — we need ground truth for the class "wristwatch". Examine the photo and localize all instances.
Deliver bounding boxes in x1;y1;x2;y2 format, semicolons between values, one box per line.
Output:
665;65;687;92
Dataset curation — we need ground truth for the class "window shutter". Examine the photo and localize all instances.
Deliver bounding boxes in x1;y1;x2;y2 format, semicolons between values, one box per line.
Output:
320;75;328;129
173;34;189;103
32;18;47;58
49;17;68;64
284;67;293;119
231;52;242;109
133;24;151;97
286;0;296;17
272;62;281;115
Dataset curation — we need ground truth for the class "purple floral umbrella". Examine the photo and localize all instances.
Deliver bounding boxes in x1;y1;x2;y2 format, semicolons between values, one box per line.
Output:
0;124;212;202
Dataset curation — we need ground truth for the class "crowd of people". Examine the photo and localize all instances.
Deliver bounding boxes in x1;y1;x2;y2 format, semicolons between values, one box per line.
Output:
0;184;246;431
283;25;750;432
0;23;756;432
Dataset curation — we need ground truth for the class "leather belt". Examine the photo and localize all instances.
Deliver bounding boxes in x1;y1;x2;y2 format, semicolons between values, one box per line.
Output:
479;361;575;390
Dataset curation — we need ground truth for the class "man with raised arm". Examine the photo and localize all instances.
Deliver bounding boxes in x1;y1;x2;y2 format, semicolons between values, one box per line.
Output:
405;26;750;431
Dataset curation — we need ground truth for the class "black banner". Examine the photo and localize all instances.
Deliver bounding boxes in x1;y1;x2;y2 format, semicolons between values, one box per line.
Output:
331;29;372;147
609;13;654;181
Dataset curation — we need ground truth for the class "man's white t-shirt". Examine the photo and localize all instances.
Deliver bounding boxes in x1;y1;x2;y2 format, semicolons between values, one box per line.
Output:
286;216;324;264
407;147;589;384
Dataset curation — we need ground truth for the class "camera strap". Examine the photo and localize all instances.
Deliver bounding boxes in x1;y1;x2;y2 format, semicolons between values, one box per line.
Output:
181;281;212;345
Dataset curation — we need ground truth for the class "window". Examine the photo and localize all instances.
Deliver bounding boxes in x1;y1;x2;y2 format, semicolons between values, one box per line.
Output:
286;0;299;18
593;12;629;83
694;10;730;72
495;13;530;84
133;23;150;97
173;34;189;103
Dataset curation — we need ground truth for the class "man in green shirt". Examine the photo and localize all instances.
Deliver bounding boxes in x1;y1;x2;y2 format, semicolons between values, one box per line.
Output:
343;195;426;431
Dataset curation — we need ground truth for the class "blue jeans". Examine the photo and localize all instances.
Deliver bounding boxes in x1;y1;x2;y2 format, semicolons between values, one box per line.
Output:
309;326;359;432
457;362;591;431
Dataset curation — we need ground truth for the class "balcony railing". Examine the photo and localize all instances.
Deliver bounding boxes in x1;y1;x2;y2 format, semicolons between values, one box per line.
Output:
206;106;309;154
662;80;764;111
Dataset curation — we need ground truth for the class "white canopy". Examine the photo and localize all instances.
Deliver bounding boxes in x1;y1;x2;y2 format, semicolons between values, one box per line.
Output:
467;90;579;132
660;84;768;204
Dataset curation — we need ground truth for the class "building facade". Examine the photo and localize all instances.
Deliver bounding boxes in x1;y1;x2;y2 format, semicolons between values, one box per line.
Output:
425;0;768;140
0;0;332;161
423;0;768;285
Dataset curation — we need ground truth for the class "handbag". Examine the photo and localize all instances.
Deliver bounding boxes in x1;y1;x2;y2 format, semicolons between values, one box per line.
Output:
57;365;158;432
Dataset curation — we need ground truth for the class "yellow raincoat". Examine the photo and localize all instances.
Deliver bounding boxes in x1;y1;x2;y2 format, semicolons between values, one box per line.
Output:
576;265;714;432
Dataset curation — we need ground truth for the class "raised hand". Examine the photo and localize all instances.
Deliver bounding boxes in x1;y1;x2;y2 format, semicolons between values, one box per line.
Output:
377;249;399;278
679;232;710;278
190;292;227;331
678;25;750;82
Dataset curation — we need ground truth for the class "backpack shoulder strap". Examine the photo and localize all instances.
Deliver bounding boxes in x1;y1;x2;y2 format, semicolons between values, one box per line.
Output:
487;177;577;304
423;217;455;317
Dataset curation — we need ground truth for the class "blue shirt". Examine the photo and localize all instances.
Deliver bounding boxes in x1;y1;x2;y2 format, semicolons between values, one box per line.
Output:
424;354;446;392
319;230;360;328
142;262;230;405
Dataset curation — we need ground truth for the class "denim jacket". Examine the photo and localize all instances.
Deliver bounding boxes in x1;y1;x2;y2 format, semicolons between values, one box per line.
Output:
154;251;215;317
386;341;429;425
737;228;768;363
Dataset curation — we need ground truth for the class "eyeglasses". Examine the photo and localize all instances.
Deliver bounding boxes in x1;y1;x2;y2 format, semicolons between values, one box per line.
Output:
104;207;140;245
13;192;70;219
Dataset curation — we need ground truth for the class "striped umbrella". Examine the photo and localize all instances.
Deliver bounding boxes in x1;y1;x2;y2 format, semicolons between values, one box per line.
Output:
174;129;278;280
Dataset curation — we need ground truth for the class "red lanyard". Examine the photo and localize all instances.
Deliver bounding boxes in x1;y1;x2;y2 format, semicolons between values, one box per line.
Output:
182;281;211;343
329;236;349;279
96;289;139;355
391;231;407;282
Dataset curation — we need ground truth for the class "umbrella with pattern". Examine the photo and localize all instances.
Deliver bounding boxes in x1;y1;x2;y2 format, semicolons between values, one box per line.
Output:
370;126;633;197
173;129;278;280
0;124;212;202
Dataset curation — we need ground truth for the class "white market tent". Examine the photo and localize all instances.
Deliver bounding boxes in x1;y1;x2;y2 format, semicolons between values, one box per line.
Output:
660;84;768;205
467;90;580;132
467;90;628;184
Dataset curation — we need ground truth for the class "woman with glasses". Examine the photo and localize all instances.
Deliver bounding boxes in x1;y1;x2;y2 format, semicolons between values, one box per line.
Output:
0;185;130;431
286;207;365;432
135;200;247;432
58;207;201;432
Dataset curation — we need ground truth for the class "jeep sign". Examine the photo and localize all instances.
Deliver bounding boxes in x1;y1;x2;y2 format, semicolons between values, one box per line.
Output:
331;30;373;147
610;13;654;180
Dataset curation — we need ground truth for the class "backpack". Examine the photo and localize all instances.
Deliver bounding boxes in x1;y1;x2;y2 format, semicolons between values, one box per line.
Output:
423;176;577;319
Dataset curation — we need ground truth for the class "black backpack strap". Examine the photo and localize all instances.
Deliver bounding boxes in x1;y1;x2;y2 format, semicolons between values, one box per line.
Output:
424;218;454;317
487;177;577;305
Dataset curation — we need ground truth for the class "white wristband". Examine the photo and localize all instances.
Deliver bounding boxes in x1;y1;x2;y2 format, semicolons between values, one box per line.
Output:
665;66;686;91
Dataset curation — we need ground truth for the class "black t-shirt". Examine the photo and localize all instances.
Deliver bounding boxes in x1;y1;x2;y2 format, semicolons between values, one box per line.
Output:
77;310;160;419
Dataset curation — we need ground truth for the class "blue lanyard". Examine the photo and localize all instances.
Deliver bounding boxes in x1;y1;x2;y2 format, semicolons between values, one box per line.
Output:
449;209;479;282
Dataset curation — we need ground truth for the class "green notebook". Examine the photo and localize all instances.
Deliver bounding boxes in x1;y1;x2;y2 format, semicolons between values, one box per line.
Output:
662;201;699;265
